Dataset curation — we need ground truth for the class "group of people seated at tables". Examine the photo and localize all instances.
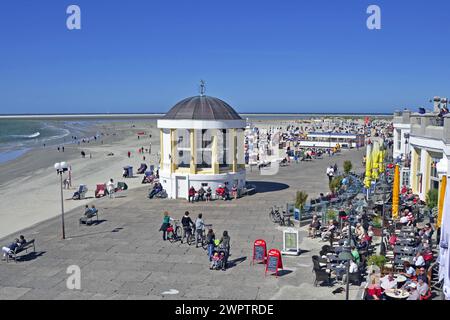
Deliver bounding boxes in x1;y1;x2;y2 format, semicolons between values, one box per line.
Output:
366;269;430;300
188;184;239;203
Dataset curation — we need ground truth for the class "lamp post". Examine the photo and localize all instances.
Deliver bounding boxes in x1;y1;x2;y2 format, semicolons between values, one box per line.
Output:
339;221;353;300
54;162;69;240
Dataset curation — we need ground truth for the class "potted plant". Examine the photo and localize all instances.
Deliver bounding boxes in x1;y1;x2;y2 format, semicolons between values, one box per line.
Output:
295;191;308;212
371;216;383;236
343;160;353;175
294;191;308;221
329;175;343;193
367;255;387;269
326;209;337;222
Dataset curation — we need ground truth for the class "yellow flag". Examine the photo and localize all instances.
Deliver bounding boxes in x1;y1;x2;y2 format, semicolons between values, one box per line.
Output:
392;164;400;219
364;143;373;189
437;175;447;228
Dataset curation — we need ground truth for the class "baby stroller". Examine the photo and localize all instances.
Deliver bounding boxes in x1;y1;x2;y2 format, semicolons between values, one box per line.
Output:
137;163;148;174
95;184;106;198
210;249;226;270
72;184;88;200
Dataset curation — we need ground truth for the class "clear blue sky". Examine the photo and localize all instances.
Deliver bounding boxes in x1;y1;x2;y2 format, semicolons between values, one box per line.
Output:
0;0;449;114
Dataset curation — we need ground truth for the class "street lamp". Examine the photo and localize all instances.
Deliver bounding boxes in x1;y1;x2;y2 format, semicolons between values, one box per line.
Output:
54;161;69;239
338;219;353;300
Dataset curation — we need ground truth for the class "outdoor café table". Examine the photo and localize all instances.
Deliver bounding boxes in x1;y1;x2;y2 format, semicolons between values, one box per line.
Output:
398;232;415;238
384;288;409;300
396;238;415;246
327;254;343;263
394;246;416;255
393;274;407;288
394;256;414;265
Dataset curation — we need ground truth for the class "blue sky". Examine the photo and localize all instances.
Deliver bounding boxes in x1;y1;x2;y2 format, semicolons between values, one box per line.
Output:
0;0;449;114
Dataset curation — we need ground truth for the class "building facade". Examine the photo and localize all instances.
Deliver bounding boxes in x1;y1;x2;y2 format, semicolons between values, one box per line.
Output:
393;109;450;201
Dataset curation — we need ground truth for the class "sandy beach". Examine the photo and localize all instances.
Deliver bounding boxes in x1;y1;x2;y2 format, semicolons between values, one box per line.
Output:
0;120;160;239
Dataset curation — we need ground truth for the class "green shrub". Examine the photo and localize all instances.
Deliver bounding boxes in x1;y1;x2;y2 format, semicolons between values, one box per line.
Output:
329;175;343;192
372;216;382;228
326;209;337;221
367;255;387;268
295;191;308;210
426;189;439;209
343;160;353;175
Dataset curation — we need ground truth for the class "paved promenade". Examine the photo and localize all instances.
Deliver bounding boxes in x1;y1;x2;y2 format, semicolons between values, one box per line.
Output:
0;149;365;300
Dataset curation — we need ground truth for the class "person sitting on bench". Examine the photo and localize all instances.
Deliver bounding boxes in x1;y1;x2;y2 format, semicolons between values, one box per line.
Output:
149;182;162;199
80;205;98;224
2;237;25;260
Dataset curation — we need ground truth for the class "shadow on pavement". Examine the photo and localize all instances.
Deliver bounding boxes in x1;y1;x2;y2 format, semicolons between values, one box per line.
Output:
247;181;290;193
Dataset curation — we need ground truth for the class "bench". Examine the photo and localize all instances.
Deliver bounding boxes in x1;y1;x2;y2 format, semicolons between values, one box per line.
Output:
79;209;99;226
240;184;256;196
6;239;36;263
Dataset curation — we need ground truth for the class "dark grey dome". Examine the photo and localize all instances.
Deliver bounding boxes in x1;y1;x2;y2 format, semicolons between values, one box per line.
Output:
164;96;242;120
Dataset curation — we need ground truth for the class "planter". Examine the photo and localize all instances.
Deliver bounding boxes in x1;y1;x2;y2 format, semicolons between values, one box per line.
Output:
372;227;382;237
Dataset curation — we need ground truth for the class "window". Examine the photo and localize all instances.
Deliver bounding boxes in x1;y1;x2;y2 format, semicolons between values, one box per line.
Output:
176;129;190;168
196;129;212;169
217;129;231;168
430;155;441;191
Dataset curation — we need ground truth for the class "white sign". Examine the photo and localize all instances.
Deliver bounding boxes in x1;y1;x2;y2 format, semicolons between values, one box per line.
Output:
282;228;300;256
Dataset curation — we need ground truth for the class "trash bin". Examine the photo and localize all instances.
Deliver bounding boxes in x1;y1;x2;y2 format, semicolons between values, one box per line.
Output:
294;208;300;221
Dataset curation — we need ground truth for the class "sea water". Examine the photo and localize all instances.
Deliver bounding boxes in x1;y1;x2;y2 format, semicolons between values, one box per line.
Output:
0;120;86;164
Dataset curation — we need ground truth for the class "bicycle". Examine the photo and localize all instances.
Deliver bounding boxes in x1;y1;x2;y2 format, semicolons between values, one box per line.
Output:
167;219;182;243
181;225;195;245
269;206;283;224
269;206;294;227
196;224;213;249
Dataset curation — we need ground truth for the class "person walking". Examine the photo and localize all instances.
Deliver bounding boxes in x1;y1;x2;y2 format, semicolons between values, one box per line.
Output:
206;229;215;261
219;231;231;271
195;213;205;248
159;211;173;241
181;211;194;244
106;179;115;198
326;166;334;182
127;151;131;158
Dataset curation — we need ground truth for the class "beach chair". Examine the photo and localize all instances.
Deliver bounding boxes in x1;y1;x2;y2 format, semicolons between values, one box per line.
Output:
137;163;148;174
72;184;88;200
95;184;106;198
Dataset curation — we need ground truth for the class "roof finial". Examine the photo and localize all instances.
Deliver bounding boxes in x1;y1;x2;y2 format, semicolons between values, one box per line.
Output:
199;80;206;96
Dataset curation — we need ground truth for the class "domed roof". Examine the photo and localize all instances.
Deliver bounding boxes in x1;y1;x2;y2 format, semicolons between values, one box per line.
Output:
163;95;242;121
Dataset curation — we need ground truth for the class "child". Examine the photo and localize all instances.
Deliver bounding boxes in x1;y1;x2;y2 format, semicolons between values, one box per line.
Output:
210;252;220;270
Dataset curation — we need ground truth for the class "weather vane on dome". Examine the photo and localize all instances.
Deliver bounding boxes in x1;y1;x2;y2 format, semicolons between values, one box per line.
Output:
199;80;206;96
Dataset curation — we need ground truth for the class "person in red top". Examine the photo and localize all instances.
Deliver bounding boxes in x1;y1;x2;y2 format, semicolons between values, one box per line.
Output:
401;185;408;194
366;284;382;300
389;233;398;248
188;186;196;203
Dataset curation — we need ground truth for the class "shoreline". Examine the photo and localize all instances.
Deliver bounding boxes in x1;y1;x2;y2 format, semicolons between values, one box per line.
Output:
0;120;160;239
